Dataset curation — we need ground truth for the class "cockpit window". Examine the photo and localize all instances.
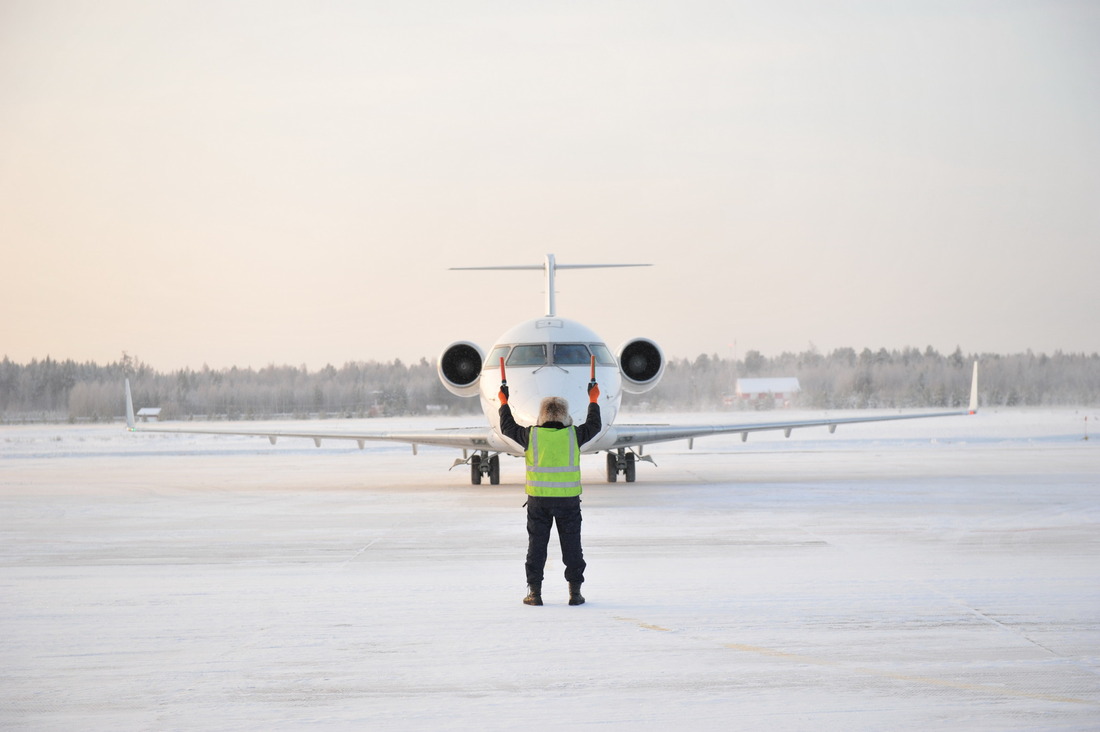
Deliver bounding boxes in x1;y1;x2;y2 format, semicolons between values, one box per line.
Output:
553;344;591;365
590;344;616;366
485;346;511;369
507;344;547;366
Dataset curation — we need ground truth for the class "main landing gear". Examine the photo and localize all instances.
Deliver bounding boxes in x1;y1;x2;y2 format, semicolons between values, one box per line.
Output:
458;449;651;485
469;451;500;485
606;448;640;482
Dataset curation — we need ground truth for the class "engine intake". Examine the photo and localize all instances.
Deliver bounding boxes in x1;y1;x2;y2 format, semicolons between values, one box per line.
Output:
438;341;484;398
618;337;665;394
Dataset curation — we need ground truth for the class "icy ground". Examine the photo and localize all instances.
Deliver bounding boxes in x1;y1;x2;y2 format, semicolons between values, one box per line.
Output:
2;409;1098;730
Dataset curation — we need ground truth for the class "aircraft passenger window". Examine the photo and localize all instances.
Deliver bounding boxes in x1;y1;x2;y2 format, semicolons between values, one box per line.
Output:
590;344;616;366
485;346;511;369
507;345;547;366
553;344;591;365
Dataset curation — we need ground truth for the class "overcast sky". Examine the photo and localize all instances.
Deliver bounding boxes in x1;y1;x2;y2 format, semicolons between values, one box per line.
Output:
2;1;1097;371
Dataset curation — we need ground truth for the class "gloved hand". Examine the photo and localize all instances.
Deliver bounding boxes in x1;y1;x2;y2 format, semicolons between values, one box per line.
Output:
588;382;600;403
499;383;509;405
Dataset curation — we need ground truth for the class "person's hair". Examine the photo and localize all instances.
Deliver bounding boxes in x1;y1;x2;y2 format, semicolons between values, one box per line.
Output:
538;397;571;425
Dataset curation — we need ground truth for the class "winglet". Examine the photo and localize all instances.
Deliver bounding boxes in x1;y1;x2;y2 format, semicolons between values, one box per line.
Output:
968;361;979;415
125;379;136;430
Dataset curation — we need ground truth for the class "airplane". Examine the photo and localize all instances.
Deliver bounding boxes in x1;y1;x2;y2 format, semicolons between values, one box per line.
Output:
125;254;979;484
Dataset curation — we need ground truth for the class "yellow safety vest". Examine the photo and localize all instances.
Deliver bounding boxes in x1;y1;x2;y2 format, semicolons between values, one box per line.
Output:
525;427;583;497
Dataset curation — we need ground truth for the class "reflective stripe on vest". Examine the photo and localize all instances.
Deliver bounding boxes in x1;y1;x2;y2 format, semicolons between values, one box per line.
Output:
525;426;583;497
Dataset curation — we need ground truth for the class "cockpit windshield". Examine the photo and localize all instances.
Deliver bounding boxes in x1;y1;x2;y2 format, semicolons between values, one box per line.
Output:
552;344;590;365
507;345;547;366
484;343;617;369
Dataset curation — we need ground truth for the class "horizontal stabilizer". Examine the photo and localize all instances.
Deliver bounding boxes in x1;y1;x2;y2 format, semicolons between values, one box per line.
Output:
451;253;651;316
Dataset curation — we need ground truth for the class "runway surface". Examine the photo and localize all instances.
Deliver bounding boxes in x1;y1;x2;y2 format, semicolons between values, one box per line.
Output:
2;409;1098;730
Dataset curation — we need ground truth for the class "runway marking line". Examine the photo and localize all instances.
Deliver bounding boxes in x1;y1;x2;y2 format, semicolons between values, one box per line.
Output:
614;617;672;633
613;618;1093;706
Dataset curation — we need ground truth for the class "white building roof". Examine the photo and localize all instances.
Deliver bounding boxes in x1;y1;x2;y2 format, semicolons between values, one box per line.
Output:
735;377;801;395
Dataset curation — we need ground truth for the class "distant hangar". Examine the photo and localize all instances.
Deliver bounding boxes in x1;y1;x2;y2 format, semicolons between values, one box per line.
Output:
732;377;801;408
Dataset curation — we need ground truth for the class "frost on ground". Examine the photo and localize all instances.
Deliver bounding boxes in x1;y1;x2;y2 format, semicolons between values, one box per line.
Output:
1;409;1098;730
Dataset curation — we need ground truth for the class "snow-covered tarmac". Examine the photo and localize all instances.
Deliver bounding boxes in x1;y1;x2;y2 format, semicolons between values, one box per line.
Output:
2;409;1098;730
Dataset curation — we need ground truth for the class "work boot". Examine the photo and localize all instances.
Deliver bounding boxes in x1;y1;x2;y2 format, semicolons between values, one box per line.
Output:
523;583;543;606
568;582;585;606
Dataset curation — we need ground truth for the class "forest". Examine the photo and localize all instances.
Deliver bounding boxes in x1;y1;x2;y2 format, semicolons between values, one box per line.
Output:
1;347;1098;423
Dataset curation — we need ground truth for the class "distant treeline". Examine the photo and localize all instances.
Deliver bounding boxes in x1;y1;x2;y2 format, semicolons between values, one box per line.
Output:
1;347;1098;423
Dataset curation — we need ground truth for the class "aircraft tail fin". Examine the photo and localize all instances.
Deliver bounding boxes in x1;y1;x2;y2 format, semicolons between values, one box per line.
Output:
451;253;650;316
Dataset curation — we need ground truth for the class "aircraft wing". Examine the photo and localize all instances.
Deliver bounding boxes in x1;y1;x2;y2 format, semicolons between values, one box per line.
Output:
128;422;496;451
124;381;494;451
595;362;979;452
595;408;973;451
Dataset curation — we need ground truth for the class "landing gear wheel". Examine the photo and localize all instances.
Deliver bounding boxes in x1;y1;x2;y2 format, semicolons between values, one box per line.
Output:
606;449;639;483
470;454;482;485
488;454;500;485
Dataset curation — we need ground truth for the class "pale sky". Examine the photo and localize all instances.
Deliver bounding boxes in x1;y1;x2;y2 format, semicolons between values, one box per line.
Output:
2;1;1098;371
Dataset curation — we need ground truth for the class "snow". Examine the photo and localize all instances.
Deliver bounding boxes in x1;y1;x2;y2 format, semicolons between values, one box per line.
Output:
2;409;1098;730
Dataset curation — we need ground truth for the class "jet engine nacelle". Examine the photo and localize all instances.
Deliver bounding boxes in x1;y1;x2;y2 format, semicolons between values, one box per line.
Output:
618;337;665;394
438;341;485;398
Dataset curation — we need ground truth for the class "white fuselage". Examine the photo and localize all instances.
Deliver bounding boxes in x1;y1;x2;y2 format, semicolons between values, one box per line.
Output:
477;316;622;455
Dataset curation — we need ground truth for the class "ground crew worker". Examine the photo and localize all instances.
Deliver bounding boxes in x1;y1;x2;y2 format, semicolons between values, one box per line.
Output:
498;380;601;606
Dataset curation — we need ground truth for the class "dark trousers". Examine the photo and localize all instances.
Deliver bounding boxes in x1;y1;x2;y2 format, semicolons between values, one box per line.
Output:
525;495;586;585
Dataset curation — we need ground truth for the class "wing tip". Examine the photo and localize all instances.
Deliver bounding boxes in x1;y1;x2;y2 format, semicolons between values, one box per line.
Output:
124;379;136;430
968;361;979;415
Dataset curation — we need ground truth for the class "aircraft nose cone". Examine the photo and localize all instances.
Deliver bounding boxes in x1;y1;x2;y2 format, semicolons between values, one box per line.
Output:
505;370;592;426
506;398;540;428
